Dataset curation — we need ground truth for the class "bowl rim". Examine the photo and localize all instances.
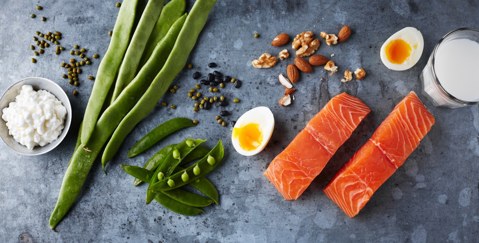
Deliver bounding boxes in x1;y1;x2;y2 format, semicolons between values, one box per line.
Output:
0;76;72;156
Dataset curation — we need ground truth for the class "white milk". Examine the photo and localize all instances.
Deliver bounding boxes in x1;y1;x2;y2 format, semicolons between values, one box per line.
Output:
434;38;479;102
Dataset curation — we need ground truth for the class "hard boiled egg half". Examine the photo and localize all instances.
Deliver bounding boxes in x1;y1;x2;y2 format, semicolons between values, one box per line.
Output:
380;27;424;71
232;106;274;156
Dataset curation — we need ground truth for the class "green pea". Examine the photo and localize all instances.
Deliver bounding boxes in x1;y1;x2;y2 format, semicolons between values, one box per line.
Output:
167;179;175;187
207;155;216;165
157;172;164;180
181;171;189;182
185;139;195;148
193;165;201;175
172;149;180;160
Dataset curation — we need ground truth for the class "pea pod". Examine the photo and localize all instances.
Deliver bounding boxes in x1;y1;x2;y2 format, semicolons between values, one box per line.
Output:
99;14;187;166
140;0;186;66
121;164;152;182
151;140;224;192
80;0;140;144
102;0;217;169
128;118;197;158
133;145;174;186
162;189;213;207
110;0;165;102
146;139;205;204
175;167;219;204
154;193;203;216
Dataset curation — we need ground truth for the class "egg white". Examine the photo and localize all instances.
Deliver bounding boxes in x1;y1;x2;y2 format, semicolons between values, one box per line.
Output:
231;106;275;156
380;27;424;71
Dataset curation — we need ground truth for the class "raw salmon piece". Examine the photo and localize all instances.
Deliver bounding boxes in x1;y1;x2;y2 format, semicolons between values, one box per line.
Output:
264;93;370;200
323;141;396;217
324;91;435;217
371;92;435;167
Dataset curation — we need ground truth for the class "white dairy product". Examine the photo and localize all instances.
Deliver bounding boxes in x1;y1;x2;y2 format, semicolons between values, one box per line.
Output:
2;85;67;149
434;38;479;102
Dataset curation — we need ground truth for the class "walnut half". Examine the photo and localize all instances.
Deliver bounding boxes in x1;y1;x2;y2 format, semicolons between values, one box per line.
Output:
291;31;320;57
320;32;338;46
252;53;278;68
278;49;290;60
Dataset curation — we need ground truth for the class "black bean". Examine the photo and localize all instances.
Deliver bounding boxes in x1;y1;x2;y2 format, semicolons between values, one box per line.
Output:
220;110;231;116
208;73;215;82
210;81;219;87
213;71;223;77
200;79;210;85
219;100;229;107
215;76;224;83
203;102;212;110
208;62;217;68
234;79;242;88
224;76;232;83
192;71;202;79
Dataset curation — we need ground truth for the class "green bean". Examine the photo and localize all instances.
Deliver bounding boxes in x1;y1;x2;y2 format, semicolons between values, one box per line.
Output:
151;140;223;192
99;15;187;165
154;193;203;216
133;145;174;186
102;0;217;168
140;0;186;66
146;139;205;204
80;0;140;144
110;0;165;102
128;117;196;158
162;189;212;207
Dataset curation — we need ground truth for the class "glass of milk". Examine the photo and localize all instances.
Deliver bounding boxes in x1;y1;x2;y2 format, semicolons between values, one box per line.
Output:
421;28;479;108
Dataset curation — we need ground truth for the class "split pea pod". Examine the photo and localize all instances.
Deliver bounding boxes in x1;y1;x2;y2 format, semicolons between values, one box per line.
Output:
121;164;152;182
102;0;217;169
100;14;187;165
140;0;186;66
176;167;219;204
110;0;165;102
151;140;224;192
133;145;174;186
146;139;206;204
154;193;203;216
81;0;139;144
128;117;197;158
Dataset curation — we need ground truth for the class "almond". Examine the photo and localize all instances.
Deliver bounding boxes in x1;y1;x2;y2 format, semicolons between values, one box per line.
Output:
284;88;296;95
286;64;300;83
308;54;329;66
278;94;292;107
278;74;293;88
271;33;290;47
338;25;352;43
294;57;313;73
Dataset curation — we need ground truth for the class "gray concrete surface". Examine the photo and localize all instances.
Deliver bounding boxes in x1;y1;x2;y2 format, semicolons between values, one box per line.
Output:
1;0;478;242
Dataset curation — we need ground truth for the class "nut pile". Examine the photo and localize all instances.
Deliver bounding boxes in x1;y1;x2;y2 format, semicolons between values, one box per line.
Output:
251;25;367;107
184;63;242;127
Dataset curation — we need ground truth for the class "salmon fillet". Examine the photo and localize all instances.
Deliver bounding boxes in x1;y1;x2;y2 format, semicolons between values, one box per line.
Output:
324;91;435;217
264;93;371;200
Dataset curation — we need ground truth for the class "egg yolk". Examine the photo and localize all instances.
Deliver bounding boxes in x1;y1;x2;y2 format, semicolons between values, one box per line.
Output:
233;123;263;151
385;39;412;64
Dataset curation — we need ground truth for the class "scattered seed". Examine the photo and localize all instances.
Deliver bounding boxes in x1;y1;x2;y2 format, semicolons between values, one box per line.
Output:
31;58;37;63
39;49;45;54
73;90;79;96
31;14;36;19
192;71;201;79
115;2;122;8
93;53;100;59
221;121;227;127
170;104;177;109
41;16;47;22
253;32;260;38
233;98;240;103
33;51;39;56
161;101;168;107
36;5;43;10
219;83;225;88
234;80;242;88
74;81;79;87
208;62;217;68
108;31;113;37
220;110;231;116
88;75;95;81
30;45;35;50
192;119;199;125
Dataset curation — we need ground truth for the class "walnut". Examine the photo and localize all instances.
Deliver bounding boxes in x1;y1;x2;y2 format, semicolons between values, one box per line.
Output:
341;69;353;83
354;68;367;80
252;53;278;68
291;31;320;57
278;49;290;60
324;60;338;75
320;32;338;46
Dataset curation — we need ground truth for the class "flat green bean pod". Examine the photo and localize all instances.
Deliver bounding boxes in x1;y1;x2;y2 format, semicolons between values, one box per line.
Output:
81;0;140;144
151;140;224;192
110;0;165;102
100;14;187;166
102;0;217;168
128;117;196;158
140;0;186;66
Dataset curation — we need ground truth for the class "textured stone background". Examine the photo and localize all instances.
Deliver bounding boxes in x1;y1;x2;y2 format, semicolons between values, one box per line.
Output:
1;0;478;242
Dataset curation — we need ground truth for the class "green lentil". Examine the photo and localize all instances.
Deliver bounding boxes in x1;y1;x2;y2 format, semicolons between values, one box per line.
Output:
34;51;39;56
212;87;219;92
192;120;199;125
116;2;122;8
36;5;43;10
31;14;36;19
193;107;199;112
253;32;260;38
161;101;168;107
73;90;79;96
170;104;177;109
233;98;240;103
88;75;95;81
31;58;37;63
195;84;201;89
74;81;79;87
219;83;225;88
41;16;47;22
30;45;35;50
108;30;113;37
93;53;100;59
39;49;45;54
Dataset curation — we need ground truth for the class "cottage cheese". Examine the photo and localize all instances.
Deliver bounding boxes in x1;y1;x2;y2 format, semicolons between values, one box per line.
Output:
2;85;67;150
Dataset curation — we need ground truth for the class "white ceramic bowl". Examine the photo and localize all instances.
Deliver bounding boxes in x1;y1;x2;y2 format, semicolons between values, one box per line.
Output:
0;77;72;156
